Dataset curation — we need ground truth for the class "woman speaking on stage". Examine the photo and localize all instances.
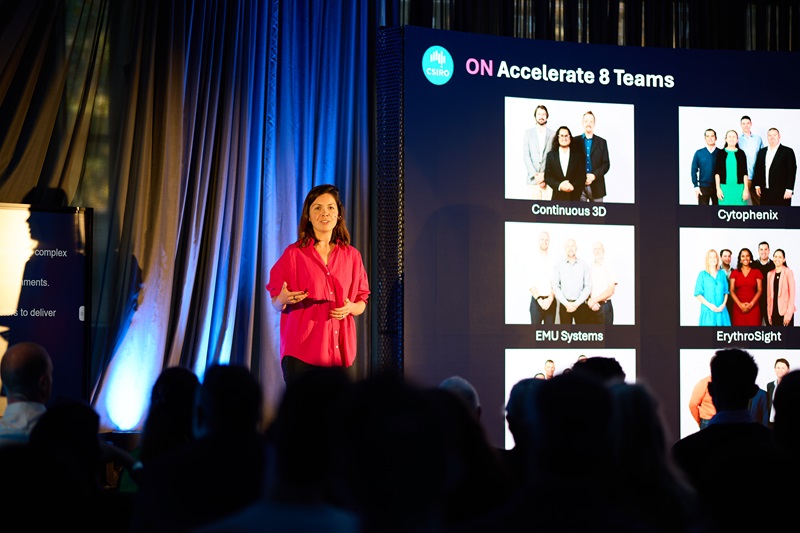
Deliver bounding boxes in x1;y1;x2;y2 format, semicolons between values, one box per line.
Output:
267;184;369;385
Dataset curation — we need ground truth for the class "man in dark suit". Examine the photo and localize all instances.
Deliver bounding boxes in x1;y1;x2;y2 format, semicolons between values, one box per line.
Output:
767;358;790;427
753;128;797;206
579;111;610;202
671;348;778;532
544;126;585;202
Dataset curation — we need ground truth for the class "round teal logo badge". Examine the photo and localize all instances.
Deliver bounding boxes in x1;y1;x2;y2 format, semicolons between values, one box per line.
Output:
422;46;454;85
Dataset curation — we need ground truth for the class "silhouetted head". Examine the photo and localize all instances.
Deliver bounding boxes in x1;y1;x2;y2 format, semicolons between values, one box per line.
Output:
610;382;670;473
529;373;614;480
21;187;67;207
570;356;626;385
193;364;262;438
708;348;758;411
773;370;800;451
268;366;352;502
140;366;200;461
0;342;53;404
339;373;451;530
438;375;481;420
29;399;101;491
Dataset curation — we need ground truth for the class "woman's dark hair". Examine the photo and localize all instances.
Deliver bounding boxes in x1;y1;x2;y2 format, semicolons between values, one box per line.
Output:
297;184;350;247
551;126;572;152
736;247;753;270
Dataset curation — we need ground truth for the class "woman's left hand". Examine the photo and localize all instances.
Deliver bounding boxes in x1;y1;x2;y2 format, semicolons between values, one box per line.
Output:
331;298;354;321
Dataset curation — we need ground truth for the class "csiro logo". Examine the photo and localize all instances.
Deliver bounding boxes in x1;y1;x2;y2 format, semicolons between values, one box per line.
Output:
422;45;454;85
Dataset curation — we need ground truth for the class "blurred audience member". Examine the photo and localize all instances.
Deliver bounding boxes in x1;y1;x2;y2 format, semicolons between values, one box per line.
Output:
0;399;131;530
772;369;800;523
338;373;453;532
198;366;359;533
498;377;545;491
475;373;635;531
139;366;201;462
118;366;201;493
672;348;777;532
438;375;482;420
610;383;707;531
132;364;266;532
747;385;769;426
773;369;800;454
0;342;52;447
570;355;626;385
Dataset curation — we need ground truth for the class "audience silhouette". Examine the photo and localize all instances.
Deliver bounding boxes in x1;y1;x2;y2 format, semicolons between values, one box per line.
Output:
337;373;456;532
426;386;511;529
0;341;53;446
671;348;778;533
116;366;201;493
438;375;482;421
773;369;800;454
747;385;769;426
197;365;359;532
609;382;707;531
569;355;626;384
470;372;640;531
139;366;201;463
4;347;795;532
497;377;545;492
131;363;266;532
0;398;133;531
772;369;800;516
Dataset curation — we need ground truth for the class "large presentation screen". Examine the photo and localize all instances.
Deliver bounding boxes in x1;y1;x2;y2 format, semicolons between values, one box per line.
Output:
383;26;800;446
0;204;92;412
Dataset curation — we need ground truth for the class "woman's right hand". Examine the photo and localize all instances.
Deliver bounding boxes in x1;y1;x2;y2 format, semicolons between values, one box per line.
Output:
274;282;308;310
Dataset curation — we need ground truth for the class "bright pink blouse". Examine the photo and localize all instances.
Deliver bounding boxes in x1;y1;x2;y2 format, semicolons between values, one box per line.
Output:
266;241;369;367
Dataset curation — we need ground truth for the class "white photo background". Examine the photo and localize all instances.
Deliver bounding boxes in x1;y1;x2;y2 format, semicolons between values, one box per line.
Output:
504;348;637;448
679;227;800;326
678;106;800;206
505;97;636;203
679;348;800;438
505;221;636;325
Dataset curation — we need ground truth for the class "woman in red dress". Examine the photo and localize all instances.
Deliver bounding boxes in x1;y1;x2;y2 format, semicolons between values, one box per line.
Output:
729;247;764;326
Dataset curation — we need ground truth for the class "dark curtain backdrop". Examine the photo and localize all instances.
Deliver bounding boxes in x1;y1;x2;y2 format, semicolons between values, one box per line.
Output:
0;0;796;430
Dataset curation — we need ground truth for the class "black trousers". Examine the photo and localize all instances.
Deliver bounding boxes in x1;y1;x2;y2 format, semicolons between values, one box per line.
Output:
530;296;557;325
281;355;355;386
697;185;718;205
587;300;614;324
559;302;591;324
